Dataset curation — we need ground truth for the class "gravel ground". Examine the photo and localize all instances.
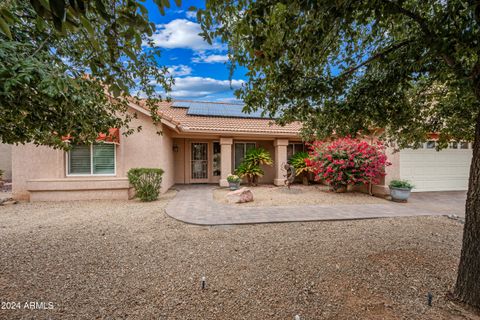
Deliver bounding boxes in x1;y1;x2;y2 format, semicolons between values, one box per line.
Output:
0;192;478;320
214;185;387;206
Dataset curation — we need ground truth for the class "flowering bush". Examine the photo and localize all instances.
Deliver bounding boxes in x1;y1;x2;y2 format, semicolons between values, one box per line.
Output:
226;174;241;183
306;137;391;191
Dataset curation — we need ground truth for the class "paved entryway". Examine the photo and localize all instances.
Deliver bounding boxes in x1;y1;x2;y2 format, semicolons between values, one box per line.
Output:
166;185;466;225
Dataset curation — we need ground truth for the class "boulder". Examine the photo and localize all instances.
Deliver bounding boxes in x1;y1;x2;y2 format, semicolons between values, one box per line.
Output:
226;187;254;204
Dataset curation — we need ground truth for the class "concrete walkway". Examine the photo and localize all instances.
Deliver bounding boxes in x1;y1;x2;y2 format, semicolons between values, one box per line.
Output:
165;185;465;226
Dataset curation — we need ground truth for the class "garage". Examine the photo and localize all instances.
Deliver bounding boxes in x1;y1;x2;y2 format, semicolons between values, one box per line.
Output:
399;141;472;192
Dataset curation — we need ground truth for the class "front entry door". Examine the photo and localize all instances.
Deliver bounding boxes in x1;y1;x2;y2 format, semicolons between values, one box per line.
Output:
191;143;209;183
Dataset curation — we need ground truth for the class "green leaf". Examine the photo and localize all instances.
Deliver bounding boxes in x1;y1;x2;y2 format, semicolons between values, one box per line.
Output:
79;15;93;35
49;0;66;20
0;16;12;39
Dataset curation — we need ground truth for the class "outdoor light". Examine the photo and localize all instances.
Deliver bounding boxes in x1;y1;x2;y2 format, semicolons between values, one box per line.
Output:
427;292;433;306
172;144;179;152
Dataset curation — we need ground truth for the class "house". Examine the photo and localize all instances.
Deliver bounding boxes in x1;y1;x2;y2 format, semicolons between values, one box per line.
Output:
11;100;472;201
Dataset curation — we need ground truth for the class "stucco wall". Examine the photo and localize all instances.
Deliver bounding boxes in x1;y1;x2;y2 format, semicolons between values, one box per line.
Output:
0;143;12;180
173;138;186;184
12;112;175;201
255;140;276;184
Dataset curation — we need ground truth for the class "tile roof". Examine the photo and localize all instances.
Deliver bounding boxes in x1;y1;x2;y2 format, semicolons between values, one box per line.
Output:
139;100;302;136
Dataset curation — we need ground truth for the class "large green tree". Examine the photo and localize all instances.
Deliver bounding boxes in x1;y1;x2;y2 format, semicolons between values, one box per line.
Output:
199;0;480;308
0;0;178;148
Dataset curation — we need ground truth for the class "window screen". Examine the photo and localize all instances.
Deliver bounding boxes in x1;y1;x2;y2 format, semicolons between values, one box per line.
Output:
68;145;91;174
68;144;115;175
93;144;115;174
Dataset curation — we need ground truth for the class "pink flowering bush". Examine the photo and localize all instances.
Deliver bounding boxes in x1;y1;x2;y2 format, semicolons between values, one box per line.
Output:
306;137;391;191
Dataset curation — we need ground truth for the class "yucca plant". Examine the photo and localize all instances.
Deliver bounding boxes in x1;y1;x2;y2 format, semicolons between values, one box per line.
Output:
236;148;273;186
289;151;311;185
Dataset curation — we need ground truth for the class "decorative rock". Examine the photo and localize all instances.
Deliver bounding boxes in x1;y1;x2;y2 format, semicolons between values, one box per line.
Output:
226;187;254;204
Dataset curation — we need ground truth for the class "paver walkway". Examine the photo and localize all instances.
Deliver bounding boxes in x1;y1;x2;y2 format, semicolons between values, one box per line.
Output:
166;185;464;225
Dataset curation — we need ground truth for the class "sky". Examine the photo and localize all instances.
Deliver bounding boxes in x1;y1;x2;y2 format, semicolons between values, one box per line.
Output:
144;0;246;103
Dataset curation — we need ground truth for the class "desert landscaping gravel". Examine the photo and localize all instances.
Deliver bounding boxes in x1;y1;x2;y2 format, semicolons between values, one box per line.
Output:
0;191;478;319
214;185;387;206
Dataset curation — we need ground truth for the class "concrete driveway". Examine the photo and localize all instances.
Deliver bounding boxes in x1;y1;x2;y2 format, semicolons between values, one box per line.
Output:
409;191;467;217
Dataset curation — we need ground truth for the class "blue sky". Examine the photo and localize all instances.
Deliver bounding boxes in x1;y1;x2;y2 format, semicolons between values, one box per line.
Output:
144;0;246;102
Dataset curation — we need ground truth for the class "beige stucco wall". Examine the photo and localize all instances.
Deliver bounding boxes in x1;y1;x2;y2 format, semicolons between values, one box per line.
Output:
12;111;175;201
0;143;12;180
254;140;276;184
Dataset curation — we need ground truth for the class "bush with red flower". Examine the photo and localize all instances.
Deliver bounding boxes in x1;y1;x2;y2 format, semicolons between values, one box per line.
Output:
306;137;391;191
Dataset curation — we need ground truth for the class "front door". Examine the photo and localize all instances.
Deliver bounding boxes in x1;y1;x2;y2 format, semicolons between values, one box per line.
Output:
191;142;209;183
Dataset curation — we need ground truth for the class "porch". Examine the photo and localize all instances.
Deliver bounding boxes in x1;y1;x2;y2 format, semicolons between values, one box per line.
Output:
172;137;301;186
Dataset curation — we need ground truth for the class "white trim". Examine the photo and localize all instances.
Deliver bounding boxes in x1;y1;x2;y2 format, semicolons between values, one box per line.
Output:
66;143;117;177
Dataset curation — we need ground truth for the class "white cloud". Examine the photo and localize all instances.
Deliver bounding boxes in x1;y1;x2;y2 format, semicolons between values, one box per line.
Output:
150;19;223;51
167;76;244;98
185;11;197;19
167;64;192;76
192;53;229;64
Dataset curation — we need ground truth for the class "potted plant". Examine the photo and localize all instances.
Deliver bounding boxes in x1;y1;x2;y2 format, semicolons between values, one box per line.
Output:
226;174;241;190
389;179;414;202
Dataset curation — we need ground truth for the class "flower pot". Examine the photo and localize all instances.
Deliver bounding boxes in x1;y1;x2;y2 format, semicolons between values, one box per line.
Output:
228;181;240;190
390;187;412;202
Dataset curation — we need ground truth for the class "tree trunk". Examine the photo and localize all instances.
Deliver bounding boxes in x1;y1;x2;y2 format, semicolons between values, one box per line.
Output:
454;111;480;309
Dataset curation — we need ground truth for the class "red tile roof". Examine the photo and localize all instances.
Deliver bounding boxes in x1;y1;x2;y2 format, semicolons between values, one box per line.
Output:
138;100;302;136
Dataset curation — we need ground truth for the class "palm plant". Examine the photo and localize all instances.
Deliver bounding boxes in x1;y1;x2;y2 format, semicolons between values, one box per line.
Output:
236;148;273;186
289;151;311;185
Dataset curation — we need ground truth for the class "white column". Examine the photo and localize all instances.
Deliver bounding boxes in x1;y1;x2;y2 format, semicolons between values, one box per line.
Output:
219;137;233;187
273;138;289;186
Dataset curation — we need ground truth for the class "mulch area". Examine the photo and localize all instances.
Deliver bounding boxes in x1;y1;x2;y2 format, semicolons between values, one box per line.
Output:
0;193;478;319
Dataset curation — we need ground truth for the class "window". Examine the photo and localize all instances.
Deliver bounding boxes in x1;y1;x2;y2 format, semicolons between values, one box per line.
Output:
287;142;305;160
449;141;458;149
425;141;436;149
212;142;221;176
460;142;470;149
234;142;256;169
68;143;115;175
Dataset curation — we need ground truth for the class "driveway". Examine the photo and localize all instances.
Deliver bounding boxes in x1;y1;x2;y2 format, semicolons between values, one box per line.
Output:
409;191;467;217
166;185;467;225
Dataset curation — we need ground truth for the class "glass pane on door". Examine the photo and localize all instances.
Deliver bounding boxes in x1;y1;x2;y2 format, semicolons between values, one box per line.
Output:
212;142;221;176
191;143;208;180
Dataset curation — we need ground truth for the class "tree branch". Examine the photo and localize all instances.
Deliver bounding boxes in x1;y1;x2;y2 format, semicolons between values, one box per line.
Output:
337;40;412;78
382;0;433;36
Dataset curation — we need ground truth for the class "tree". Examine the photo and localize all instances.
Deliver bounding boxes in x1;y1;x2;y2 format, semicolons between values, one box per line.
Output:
198;0;480;308
0;0;179;148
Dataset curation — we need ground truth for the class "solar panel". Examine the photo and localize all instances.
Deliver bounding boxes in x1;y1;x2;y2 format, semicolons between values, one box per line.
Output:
171;101;273;119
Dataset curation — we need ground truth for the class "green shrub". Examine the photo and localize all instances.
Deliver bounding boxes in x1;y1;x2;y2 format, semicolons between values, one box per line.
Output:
236;148;273;186
127;168;164;201
389;179;414;189
289;151;311;185
0;169;3;180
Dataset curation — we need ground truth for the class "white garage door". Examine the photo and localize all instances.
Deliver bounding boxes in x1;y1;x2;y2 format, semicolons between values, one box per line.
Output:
400;141;472;192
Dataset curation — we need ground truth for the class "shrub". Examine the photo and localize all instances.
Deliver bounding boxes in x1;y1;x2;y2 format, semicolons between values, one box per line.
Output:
236;147;273;186
307;137;391;191
389;179;414;189
0;169;3;180
289;151;312;175
227;174;241;183
127;168;164;201
289;151;312;185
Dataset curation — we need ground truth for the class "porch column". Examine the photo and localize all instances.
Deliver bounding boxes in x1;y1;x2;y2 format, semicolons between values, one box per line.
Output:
219;137;233;187
273;138;289;186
